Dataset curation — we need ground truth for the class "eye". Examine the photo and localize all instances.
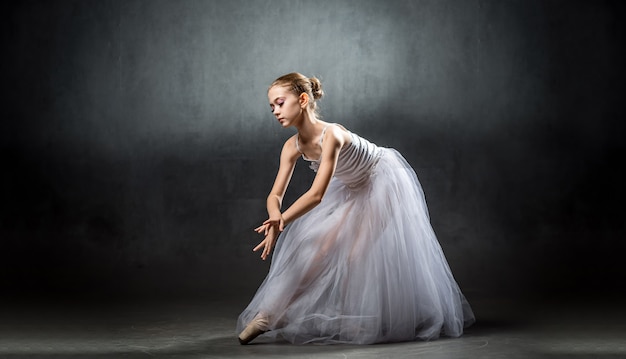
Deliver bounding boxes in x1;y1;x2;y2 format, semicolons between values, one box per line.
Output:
270;98;285;112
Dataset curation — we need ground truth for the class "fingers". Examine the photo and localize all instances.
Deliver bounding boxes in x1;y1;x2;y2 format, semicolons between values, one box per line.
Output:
252;224;279;260
253;240;264;252
254;224;269;235
254;221;285;235
253;239;271;260
261;217;285;231
261;237;269;259
253;237;274;260
255;223;272;233
258;242;267;260
262;238;274;261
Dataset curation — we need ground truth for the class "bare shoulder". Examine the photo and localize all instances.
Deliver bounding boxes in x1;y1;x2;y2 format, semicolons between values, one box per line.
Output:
323;123;352;148
280;134;301;160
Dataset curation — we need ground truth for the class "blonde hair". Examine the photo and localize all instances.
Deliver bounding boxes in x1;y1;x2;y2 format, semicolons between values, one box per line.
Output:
270;72;324;114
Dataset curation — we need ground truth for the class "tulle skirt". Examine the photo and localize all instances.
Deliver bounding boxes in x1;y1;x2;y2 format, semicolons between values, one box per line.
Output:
237;148;475;344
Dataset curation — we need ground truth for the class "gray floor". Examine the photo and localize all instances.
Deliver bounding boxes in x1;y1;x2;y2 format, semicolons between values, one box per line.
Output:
1;295;625;359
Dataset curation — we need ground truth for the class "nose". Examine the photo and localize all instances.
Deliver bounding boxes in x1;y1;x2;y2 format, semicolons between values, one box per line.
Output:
272;107;280;117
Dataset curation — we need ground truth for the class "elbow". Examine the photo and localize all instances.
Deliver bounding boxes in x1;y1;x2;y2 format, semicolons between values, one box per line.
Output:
312;196;323;206
309;192;323;206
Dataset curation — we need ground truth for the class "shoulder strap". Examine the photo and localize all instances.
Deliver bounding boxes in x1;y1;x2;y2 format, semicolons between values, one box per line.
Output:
319;125;330;145
294;135;303;154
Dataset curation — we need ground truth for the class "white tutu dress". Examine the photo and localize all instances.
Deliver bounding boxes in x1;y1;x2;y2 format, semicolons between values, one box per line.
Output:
238;126;475;344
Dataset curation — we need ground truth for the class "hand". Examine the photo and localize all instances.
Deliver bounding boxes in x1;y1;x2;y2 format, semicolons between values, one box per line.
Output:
254;214;285;236
253;225;279;261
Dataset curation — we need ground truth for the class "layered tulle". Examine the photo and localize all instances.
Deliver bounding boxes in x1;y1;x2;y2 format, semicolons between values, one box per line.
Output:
238;134;474;344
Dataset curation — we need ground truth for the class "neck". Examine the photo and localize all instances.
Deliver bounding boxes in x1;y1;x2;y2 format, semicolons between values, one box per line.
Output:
295;111;323;141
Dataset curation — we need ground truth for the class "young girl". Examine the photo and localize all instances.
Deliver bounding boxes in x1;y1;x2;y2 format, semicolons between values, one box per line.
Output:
237;72;475;345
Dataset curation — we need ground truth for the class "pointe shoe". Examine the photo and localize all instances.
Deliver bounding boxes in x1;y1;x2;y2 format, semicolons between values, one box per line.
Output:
238;316;269;345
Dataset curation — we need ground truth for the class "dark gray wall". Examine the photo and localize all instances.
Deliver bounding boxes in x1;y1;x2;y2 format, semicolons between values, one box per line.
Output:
3;0;624;302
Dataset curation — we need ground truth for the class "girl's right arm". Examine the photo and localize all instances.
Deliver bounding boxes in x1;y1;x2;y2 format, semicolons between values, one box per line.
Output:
262;136;299;232
252;137;299;260
255;137;300;235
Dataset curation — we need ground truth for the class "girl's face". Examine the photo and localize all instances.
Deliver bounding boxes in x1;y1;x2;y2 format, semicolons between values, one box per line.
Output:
268;85;304;128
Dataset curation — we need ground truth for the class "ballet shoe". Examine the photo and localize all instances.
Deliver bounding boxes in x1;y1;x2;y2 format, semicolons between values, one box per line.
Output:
238;316;269;345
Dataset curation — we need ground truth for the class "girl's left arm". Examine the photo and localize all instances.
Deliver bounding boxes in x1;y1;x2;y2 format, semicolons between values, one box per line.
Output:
253;126;345;260
280;127;345;225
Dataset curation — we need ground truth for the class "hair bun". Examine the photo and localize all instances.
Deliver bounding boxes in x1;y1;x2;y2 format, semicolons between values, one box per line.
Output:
309;77;324;100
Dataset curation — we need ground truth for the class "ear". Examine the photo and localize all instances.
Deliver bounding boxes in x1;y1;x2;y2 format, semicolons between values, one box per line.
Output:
299;93;309;108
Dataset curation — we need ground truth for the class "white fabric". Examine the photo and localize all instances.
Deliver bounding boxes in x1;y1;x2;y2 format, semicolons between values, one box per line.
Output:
237;129;475;344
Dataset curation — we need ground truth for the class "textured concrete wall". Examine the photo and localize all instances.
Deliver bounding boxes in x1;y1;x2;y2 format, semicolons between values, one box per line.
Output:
2;0;624;301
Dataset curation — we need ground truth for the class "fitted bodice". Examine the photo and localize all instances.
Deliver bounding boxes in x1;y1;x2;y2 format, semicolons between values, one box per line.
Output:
302;129;382;188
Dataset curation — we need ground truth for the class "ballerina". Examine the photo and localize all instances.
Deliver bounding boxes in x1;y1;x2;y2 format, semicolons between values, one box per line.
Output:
237;72;475;345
